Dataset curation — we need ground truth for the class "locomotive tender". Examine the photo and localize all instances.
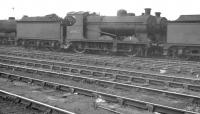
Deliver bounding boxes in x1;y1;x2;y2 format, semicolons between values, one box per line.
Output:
16;14;63;48
0;8;199;59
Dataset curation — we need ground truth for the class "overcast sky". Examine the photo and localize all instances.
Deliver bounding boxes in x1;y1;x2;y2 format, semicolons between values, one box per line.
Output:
1;0;200;20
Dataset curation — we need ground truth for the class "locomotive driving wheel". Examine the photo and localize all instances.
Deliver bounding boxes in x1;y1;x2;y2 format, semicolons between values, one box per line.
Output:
73;43;86;53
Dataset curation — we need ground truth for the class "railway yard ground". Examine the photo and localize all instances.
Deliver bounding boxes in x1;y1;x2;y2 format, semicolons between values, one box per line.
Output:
0;72;153;114
0;45;200;114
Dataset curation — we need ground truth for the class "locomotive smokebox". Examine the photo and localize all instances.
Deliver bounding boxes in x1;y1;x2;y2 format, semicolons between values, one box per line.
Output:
145;8;151;15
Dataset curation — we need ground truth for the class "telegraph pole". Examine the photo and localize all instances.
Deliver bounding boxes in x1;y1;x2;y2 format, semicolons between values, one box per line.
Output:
11;7;15;18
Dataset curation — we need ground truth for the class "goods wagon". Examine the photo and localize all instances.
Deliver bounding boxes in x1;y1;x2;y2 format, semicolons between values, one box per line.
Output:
16;14;64;48
164;15;200;59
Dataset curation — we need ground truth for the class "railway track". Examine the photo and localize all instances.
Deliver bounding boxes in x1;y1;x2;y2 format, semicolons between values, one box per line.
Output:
0;89;75;114
0;46;200;113
1;61;200;99
0;73;133;114
0;56;199;113
0;48;200;77
0;71;198;114
0;54;200;93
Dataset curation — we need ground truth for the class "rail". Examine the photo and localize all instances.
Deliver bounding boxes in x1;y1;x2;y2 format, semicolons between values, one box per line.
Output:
0;89;75;114
0;71;197;114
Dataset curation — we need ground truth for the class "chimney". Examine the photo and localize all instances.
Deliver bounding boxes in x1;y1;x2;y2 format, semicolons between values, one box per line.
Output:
155;12;161;17
144;8;151;15
9;17;15;20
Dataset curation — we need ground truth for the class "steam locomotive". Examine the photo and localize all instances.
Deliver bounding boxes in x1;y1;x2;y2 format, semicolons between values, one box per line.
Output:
65;8;167;57
0;8;199;60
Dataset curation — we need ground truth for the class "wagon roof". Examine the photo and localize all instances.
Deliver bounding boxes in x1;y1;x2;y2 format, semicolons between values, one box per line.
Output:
18;14;63;22
176;15;200;22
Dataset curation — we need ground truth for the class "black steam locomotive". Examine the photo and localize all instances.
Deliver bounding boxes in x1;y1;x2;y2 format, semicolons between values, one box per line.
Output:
0;8;200;60
65;8;167;57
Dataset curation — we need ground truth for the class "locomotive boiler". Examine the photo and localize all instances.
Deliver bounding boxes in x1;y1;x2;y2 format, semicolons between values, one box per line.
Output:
0;17;16;33
98;8;157;42
0;17;16;44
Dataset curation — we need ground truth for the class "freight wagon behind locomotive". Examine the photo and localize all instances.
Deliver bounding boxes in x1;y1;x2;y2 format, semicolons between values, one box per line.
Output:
66;8;167;56
164;15;200;60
